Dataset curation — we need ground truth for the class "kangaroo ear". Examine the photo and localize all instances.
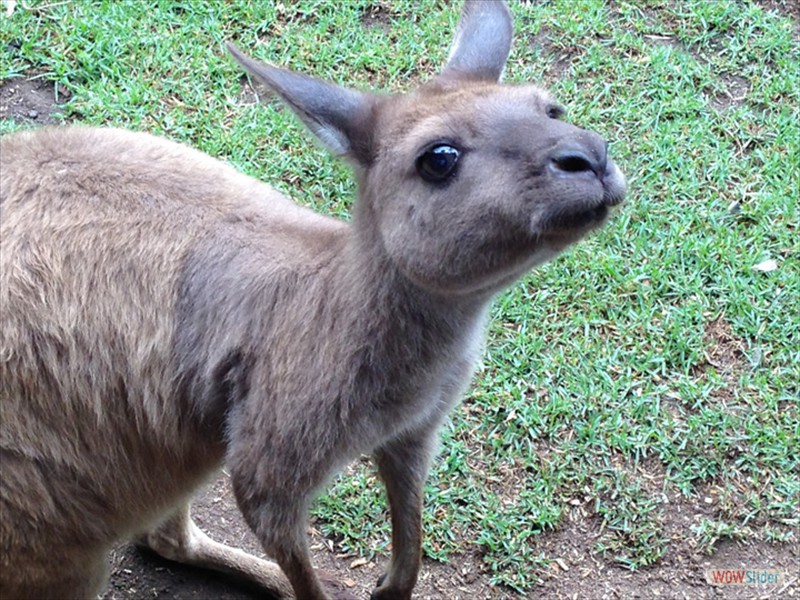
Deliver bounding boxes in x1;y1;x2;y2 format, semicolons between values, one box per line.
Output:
441;0;513;82
227;43;375;162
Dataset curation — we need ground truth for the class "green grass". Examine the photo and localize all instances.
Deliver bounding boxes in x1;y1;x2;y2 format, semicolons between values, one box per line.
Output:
2;0;798;593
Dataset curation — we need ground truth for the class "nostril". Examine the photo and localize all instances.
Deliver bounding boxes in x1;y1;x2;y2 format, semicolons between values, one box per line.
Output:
552;151;595;174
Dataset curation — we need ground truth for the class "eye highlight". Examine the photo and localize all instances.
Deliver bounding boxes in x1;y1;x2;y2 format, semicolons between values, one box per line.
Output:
416;144;460;183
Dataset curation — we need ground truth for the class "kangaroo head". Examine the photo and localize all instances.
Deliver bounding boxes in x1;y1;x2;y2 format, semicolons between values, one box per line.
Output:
229;0;626;297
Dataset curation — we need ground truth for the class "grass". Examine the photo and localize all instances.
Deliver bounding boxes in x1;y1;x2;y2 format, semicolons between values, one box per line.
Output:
2;0;798;593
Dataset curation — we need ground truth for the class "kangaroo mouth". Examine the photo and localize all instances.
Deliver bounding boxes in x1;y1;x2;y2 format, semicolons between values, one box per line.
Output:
537;161;626;244
540;170;626;239
541;202;609;235
556;203;608;231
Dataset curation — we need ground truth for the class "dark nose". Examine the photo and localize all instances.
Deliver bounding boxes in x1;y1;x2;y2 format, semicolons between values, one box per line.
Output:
550;136;608;177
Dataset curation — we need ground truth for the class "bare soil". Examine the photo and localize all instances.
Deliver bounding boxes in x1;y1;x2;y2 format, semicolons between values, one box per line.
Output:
753;0;800;37
0;75;67;125
3;76;797;599
100;473;798;600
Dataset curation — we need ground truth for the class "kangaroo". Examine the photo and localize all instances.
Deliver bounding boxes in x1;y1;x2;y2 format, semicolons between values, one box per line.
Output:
0;1;626;599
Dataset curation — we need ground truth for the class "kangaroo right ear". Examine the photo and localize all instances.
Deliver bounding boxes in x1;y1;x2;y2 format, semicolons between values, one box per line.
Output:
227;43;376;163
440;0;514;82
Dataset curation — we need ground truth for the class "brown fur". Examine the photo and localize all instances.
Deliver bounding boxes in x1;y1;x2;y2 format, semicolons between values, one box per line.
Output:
0;2;625;599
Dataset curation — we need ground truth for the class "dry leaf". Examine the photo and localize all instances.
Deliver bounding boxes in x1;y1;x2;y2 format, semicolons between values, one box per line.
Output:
753;259;778;272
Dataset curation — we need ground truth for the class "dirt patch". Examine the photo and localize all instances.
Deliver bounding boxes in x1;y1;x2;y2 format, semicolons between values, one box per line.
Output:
104;473;799;599
235;74;261;107
702;317;747;374
360;3;392;32
690;316;750;390
753;0;800;34
710;74;751;112
0;76;68;125
528;27;577;86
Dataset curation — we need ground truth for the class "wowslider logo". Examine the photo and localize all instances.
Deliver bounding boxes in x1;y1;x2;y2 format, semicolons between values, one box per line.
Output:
705;568;786;586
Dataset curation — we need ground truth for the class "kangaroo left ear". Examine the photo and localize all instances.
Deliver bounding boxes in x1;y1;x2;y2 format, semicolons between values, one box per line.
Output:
440;0;514;82
227;43;376;163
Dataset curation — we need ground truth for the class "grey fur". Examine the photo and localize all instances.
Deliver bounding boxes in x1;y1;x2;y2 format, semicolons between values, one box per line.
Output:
0;2;626;599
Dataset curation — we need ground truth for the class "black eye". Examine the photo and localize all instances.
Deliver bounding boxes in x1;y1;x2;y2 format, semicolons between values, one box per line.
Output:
416;144;460;183
546;105;564;119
